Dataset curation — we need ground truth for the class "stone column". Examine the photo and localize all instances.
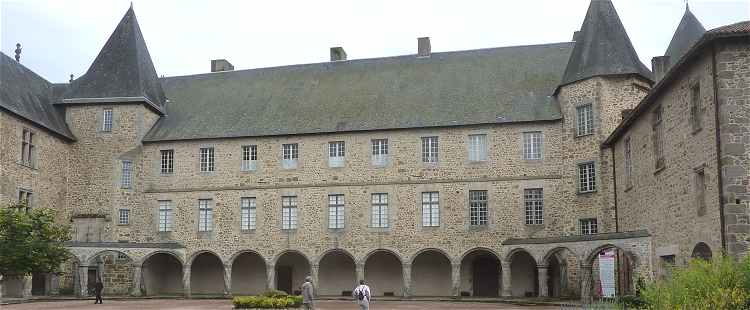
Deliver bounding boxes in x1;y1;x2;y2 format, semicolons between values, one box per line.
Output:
310;264;320;297
223;264;232;297
355;263;365;282
537;265;549;297
401;263;412;298
182;266;191;298
451;263;461;297
497;263;503;297
580;264;592;303
49;273;60;295
130;265;142;297
22;275;32;298
266;263;275;291
500;260;512;297
78;265;89;297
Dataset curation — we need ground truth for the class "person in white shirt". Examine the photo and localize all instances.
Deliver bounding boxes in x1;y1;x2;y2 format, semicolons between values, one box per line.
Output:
352;279;371;310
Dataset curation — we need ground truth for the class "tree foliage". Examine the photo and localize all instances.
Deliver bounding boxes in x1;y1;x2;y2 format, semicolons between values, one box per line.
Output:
0;203;72;276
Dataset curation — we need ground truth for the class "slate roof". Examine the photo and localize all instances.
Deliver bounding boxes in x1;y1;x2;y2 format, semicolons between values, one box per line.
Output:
558;0;652;88
664;5;705;68
143;42;574;142
0;52;75;140
61;7;166;112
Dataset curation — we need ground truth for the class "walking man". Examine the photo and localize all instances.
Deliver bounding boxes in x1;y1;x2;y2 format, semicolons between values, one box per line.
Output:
301;275;314;310
93;278;104;304
352;279;371;310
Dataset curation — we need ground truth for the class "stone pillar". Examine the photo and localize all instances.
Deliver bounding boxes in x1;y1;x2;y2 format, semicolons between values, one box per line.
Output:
500;260;512;297
78;265;89;297
497;263;503;297
130;265;142;297
223;264;232;297
182;266;191;298
451;263;461;297
401;263;412;298
580;264;593;303
49;273;60;295
537;265;549;297
310;264;320;297
266;263;275;291
355;263;365;282
22;275;32;298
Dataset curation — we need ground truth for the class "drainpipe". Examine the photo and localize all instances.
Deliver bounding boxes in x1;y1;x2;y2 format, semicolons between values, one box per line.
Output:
711;42;728;253
611;148;619;232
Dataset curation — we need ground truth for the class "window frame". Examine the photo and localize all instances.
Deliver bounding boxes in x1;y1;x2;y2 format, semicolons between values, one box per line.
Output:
652;106;665;170
421;136;439;164
328;194;345;229
371;139;389;166
121;160;133;189
624;137;633;188
469;190;488;226
160;150;174;174
240;197;257;231
328;141;346;168
17;189;33;212
102;108;113;132
468;134;488;162
577;161;597;193
118;209;130;225
198;199;213;232
241;145;258;171
695;168;706;216
690;82;702;132
20;128;36;168
576;104;594;137
371;193;389;228
199;147;215;172
522;131;543;160
282;143;299;169
281;196;298;230
421;191;440;227
580;218;598;235
158;200;173;232
524;188;544;225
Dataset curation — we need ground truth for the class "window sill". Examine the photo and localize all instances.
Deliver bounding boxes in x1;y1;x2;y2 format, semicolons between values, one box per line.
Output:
522;158;543;163
469;224;489;231
691;127;703;135
368;226;390;232
240;229;256;234
420;225;441;230
17;162;37;170
199;171;216;175
327;228;345;233
575;133;594;138
160;172;174;177
654;165;666;175
623;185;633;192
421;163;439;169
466;160;488;166
577;190;598;195
117;223;130;226
525;223;545;227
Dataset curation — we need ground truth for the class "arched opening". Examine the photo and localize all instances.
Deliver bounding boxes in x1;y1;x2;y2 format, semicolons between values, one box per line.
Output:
31;273;48;296
364;250;403;297
142;252;183;296
587;246;634;298
275;251;311;295
411;250;451;296
89;250;134;295
190;252;225;296
510;250;537;297
318;250;356;296
544;247;578;298
691;242;712;260
459;249;500;297
231;251;267;295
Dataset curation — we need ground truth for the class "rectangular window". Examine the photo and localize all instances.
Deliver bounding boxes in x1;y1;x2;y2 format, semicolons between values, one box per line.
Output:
421;136;439;163
198;199;213;232
371;193;388;228
282;143;299;169
158;200;173;232
421;192;440;227
624;137;633;187
468;134;488;162
371;139;389;166
576;104;594;136
241;145;258;171
469;190;488;226
522;131;543;160
121;160;133;189
695;169;706;216
241;197;257;230
118;209;129;225
691;83;702;131
20;128;35;168
282;196;298;230
200;147;215;172
578;162;596;193
328;194;345;229
653;106;665;169
160;150;174;174
524;188;544;225
580;218;598;235
102;108;113;132
17;189;32;212
328;141;345;168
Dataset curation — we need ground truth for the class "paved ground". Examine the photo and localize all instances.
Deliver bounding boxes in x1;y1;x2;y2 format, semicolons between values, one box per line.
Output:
3;299;560;309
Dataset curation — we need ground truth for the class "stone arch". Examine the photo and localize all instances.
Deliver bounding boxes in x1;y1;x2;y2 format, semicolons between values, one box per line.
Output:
317;249;357;296
410;248;452;296
230;250;267;295
459;247;501;297
584;244;636;298
509;249;537;297
543;247;578;298
189;251;225;296
140;250;184;267
141;251;183;296
691;242;712;260
274;250;312;295
187;250;224;266
315;248;356;266
362;248;405;266
87;250;135;296
409;248;454;265
363;249;403;297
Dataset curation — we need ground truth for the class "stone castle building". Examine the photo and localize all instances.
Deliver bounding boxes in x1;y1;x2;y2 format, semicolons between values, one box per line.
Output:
0;0;747;302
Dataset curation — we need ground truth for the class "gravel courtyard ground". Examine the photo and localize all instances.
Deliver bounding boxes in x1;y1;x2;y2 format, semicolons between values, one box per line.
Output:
3;299;561;310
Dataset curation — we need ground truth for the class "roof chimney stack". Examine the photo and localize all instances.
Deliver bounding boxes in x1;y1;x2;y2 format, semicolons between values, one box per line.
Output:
211;59;234;72
651;56;670;83
330;47;347;61
417;37;431;57
14;43;21;62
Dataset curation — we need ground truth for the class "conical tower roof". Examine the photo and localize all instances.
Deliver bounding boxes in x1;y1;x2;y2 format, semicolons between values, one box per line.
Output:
64;6;166;111
559;0;652;87
664;4;705;68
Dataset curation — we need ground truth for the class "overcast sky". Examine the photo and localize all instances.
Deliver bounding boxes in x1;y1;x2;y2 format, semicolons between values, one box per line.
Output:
1;0;748;83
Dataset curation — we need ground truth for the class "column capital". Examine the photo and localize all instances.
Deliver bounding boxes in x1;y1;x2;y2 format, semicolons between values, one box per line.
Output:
579;263;593;270
536;264;549;269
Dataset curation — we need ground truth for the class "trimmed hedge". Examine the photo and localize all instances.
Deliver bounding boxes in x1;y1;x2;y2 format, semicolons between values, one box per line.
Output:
233;291;303;309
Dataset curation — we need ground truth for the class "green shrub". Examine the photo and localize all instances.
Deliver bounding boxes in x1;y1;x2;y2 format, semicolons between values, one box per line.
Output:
642;255;750;310
232;293;303;309
262;290;288;298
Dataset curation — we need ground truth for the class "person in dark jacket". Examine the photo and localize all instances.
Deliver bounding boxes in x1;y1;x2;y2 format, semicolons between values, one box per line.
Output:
94;278;104;304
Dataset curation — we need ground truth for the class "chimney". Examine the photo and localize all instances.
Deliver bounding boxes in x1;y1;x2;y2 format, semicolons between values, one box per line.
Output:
330;47;347;61
572;31;581;41
14;43;21;62
651;56;670;83
211;59;234;72
417;37;431;57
